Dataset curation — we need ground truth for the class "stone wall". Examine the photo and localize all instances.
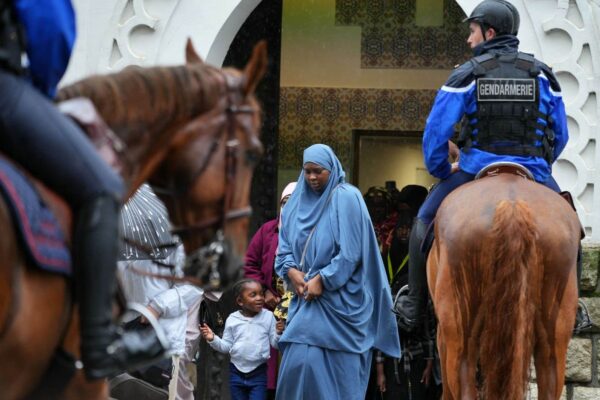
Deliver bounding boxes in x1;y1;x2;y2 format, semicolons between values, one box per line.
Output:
553;244;600;399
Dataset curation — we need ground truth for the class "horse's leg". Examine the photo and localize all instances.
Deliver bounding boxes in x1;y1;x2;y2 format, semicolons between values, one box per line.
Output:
535;267;577;400
429;245;468;400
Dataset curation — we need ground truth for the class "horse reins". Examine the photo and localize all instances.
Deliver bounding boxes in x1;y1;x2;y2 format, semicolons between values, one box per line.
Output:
150;70;258;244
171;75;256;237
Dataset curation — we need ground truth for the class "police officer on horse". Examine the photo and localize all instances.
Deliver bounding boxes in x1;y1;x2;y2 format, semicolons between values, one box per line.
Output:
0;0;167;379
396;0;591;333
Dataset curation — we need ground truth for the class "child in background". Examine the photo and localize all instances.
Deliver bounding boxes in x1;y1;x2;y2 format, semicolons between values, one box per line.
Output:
200;279;285;400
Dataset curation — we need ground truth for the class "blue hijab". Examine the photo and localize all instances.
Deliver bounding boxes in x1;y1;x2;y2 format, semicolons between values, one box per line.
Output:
282;144;345;254
277;144;400;357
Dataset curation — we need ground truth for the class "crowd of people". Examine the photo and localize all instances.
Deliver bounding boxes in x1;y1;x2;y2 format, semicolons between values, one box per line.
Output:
193;144;435;400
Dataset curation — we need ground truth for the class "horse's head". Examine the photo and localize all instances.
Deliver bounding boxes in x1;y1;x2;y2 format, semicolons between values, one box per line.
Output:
150;40;267;289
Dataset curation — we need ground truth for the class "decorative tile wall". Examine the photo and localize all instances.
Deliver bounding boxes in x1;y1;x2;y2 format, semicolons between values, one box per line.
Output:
336;0;471;69
279;87;436;170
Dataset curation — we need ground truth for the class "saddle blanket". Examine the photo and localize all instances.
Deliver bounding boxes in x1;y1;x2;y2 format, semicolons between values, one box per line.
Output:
0;156;71;275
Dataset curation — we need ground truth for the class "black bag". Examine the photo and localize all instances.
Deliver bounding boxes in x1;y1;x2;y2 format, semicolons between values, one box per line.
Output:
124;317;173;389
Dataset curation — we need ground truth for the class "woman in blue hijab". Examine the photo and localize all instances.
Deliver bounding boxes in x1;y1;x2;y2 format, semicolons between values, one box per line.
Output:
275;144;400;399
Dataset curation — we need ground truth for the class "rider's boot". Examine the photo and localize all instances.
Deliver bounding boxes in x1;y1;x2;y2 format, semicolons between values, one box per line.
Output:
574;244;593;334
396;218;429;332
75;195;169;380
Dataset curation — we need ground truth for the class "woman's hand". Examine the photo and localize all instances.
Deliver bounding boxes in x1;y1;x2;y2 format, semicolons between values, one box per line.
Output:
421;359;434;387
200;323;214;342
275;318;285;335
376;362;386;393
287;268;306;297
304;274;323;301
264;290;281;310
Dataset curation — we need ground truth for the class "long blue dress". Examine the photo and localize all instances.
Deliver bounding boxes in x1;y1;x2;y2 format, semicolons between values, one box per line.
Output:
275;144;400;399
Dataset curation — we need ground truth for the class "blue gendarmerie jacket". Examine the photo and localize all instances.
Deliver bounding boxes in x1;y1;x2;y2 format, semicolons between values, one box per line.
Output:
422;35;568;183
13;0;76;98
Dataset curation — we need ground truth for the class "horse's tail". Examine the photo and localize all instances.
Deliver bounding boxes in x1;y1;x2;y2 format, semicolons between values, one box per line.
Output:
480;200;537;399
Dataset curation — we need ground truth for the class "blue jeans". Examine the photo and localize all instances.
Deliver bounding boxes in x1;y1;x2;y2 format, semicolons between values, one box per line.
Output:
229;363;267;400
417;170;561;225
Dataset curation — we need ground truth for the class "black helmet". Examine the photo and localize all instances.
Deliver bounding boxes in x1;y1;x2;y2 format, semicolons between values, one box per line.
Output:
497;0;520;35
464;0;517;36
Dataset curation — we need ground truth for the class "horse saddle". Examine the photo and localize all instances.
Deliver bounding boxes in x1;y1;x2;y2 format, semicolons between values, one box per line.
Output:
0;98;122;276
475;161;534;181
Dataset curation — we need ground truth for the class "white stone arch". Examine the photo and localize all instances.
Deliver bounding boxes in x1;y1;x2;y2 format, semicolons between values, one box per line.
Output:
457;0;600;242
63;0;261;84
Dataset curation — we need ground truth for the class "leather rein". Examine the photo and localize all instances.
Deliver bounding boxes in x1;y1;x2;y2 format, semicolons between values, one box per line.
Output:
127;71;259;287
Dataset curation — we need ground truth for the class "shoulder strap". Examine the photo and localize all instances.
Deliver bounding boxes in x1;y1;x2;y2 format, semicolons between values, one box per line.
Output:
471;53;498;76
515;52;541;77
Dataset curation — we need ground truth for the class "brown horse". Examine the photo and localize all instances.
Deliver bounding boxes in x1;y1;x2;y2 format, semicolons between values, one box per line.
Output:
427;173;580;400
0;40;267;399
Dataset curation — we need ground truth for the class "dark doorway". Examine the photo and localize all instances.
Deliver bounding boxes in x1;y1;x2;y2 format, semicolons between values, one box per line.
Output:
196;2;283;400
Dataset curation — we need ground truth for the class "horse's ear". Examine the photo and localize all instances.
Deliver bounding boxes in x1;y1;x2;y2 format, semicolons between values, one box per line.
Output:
242;40;268;96
186;38;204;64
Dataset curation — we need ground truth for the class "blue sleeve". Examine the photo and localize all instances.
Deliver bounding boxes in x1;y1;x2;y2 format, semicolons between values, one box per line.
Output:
207;319;233;354
549;93;568;161
268;313;280;350
319;188;362;291
14;0;76;98
422;85;470;179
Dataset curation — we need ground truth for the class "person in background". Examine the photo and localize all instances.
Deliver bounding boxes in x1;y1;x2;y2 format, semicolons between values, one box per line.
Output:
118;185;203;400
200;279;285;400
243;182;296;399
383;206;413;292
275;144;400;399
398;185;428;218
364;186;397;255
373;213;440;400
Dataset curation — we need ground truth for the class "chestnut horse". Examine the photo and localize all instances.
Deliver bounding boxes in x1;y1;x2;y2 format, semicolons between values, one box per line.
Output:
0;40;267;399
427;173;580;400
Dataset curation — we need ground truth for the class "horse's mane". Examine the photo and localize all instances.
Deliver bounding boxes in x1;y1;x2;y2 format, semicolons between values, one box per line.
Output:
56;63;224;142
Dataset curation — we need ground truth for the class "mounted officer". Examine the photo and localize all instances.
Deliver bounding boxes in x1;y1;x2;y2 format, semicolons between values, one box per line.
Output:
0;0;167;379
396;0;591;333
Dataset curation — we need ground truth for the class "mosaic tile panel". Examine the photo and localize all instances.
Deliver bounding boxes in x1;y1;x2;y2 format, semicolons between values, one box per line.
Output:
336;0;471;69
279;87;436;170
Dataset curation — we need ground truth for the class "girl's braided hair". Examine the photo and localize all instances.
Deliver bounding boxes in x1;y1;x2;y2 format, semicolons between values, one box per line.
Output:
233;278;261;300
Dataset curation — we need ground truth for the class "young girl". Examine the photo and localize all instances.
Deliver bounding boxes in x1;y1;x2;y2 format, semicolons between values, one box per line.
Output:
200;279;284;400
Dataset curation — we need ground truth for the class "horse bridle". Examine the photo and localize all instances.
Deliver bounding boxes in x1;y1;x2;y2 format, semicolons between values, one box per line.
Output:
149;71;260;288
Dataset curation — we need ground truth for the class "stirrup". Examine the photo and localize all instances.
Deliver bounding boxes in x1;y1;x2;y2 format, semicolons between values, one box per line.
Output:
392;285;423;333
573;299;593;335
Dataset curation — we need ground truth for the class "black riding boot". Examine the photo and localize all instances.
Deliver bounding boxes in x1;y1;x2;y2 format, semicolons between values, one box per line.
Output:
396;218;429;332
75;195;168;380
574;245;592;334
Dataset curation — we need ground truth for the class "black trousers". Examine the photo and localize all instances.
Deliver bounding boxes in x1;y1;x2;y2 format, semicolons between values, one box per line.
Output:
0;69;123;207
